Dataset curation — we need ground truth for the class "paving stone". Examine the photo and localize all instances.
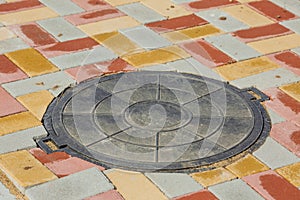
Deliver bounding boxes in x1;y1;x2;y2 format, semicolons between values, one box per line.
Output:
2;71;75;97
253;137;299;169
0;55;27;84
208;179;264;200
117;2;165;24
280;82;300;103
270;0;300;16
25;168;113;200
37;17;87;42
0;38;29;54
50;47;117;69
85;190;124;200
120;26;172;50
0;126;47;154
266;108;285;124
196;9;249;32
0;0;42;13
276;162;300;188
292;47;300;55
184;0;238;11
29;148;70;164
0;27;15;41
145;173;203;198
205;34;261;61
171;0;195;4
0;150;57;193
242;170;300;200
280;18;300;34
0;181;16;200
191;167;236;187
269;51;300;76
231;67;300;90
105;169;168;200
39;0;84;16
105;0;139;6
0;112;41;136
173;189;218;200
71;0;112;11
0;86;26;117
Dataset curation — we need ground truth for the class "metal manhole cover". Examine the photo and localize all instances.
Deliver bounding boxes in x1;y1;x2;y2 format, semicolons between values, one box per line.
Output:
39;71;271;172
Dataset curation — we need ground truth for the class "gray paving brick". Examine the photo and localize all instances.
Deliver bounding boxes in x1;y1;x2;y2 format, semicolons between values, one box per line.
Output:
25;168;114;200
253;137;299;169
0;38;29;54
292;47;300;55
49;47;117;69
39;0;84;16
37;17;86;42
0;0;6;4
196;9;249;32
270;0;300;16
280;18;300;34
205;34;261;61
266;108;285;125
146;173;203;198
0;126;47;154
2;71;75;97
117;3;165;24
0;182;15;200
171;0;195;4
120;26;172;50
208;179;264;200
231;68;300;90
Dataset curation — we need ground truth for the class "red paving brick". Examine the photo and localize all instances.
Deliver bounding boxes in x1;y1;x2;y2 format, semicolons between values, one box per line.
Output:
29;148;71;164
0;55;27;84
243;170;300;200
180;40;234;67
85;190;124;200
248;1;296;22
0;0;41;14
173;190;218;200
268;51;300;76
72;0;111;11
184;0;238;11
146;14;207;33
234;23;292;42
0;86;26;117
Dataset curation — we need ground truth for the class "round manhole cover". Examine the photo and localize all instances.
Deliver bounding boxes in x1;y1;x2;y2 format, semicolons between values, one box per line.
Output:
39;71;271;172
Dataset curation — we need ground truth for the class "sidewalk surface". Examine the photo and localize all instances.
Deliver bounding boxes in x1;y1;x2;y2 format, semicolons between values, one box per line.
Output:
0;0;300;199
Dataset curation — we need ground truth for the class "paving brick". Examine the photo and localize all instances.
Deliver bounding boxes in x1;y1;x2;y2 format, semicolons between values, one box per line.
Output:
104;0;139;6
196;9;249;32
0;112;41;136
2;71;75;97
266;108;285;124
242;170;300;200
105;169;167;200
248;34;300;54
117;2;165;24
269;51;300;76
0;38;29;54
5;48;59;77
39;0;84;16
0;0;41;14
0;181;16;200
231;68;300;90
146;14;207;33
0;27;15;41
208;179;264;200
146;173;203;198
120;26;172;50
222;5;274;27
191;167;236;187
184;0;238;11
85;190;124;200
0;7;58;26
0;150;57;193
281;18;300;34
293;47;300;55
0;55;27;84
276;162;300;188
205;34;261;61
29;148;70;164
270;0;300;17
78;16;140;36
173;189;218;200
72;0;111;11
280;82;300;102
0;87;26;117
25;168;113;200
253;137;299;169
49;46;117;69
171;0;195;4
38;17;87;42
0;126;47;154
16;90;54;120
270;121;300;157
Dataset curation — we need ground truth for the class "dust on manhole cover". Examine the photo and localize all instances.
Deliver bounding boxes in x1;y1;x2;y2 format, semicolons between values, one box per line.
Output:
39;71;271;172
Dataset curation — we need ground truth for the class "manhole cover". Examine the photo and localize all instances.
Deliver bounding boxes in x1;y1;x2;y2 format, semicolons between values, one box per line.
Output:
39;71;271;172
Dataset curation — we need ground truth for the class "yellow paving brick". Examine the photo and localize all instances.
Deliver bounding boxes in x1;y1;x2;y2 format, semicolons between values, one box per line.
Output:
0;27;15;41
222;5;274;27
104;0;139;6
226;154;269;178
93;32;143;56
0;150;57;192
106;169;167;200
191;168;236;187
16;91;54;120
280;82;300;102
142;0;192;18
248;34;300;54
275;162;300;187
78;16;140;36
0;7;58;26
0;112;41;136
214;56;280;81
5;48;58;77
122;45;190;67
162;24;221;43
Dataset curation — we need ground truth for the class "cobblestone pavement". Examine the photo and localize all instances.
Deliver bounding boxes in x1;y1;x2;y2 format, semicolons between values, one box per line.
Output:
0;0;300;199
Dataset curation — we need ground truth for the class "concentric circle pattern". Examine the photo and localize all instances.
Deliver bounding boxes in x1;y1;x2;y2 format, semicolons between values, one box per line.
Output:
40;71;270;172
